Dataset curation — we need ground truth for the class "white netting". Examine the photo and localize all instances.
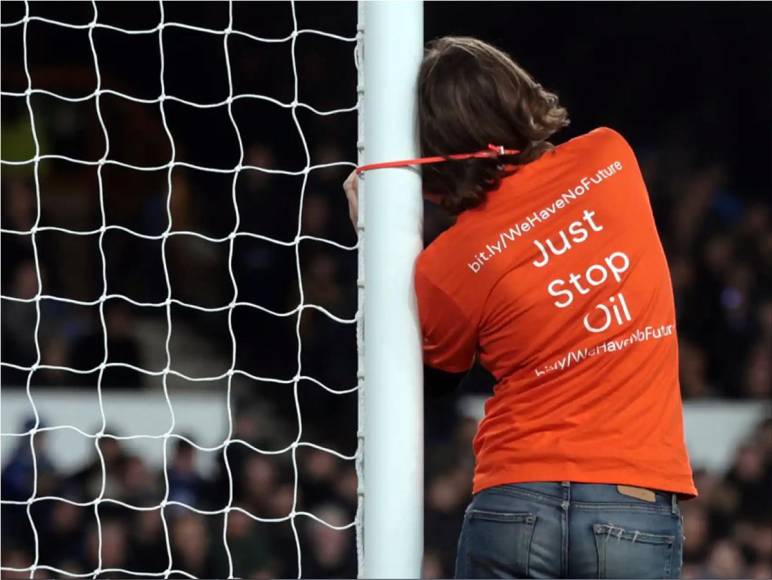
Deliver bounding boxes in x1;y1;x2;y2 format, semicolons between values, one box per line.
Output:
0;1;361;577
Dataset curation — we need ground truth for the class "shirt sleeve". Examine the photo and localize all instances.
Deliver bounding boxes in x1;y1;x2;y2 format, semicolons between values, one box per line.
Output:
415;265;477;373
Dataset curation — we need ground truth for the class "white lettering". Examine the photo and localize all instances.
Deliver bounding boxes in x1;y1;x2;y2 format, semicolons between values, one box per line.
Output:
583;304;613;333
467;161;624;272
548;279;573;308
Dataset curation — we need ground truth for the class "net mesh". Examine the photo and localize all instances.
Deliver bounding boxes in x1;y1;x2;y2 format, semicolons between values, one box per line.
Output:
0;1;361;577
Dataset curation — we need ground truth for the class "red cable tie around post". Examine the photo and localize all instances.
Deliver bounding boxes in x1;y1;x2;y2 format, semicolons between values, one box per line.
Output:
355;144;520;176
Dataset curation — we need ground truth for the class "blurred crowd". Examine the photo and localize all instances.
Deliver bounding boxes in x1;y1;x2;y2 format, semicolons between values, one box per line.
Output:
2;414;358;578
2;1;770;578
642;147;772;401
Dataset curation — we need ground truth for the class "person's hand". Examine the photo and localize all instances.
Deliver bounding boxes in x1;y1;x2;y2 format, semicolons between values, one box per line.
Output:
343;169;359;230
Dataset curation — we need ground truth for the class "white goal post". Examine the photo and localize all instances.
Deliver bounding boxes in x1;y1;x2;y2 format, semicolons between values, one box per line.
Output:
359;1;425;578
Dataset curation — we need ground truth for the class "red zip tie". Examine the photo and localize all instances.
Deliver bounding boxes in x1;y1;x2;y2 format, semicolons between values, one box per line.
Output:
355;144;520;175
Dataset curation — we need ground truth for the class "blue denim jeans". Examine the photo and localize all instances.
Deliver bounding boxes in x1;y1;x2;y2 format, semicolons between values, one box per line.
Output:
455;482;683;579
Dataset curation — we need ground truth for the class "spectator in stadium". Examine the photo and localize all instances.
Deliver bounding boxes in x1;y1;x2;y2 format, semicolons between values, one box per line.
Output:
424;465;469;571
1;260;41;385
301;503;357;579
344;36;696;578
0;176;35;282
237;454;280;516
1;418;57;502
167;438;207;510
119;454;160;507
0;550;32;580
67;436;127;502
37;499;88;574
129;510;169;574
222;510;275;578
169;513;218;578
69;301;144;389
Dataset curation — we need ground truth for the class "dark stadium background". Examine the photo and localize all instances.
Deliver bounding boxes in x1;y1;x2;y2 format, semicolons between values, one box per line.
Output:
1;2;770;578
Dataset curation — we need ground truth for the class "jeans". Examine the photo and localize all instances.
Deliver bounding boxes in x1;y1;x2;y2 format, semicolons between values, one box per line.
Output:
455;482;683;579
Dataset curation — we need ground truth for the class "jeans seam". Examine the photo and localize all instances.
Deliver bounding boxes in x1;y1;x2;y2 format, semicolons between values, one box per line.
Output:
467;509;534;522
572;503;673;514
561;506;569;576
484;486;564;507
523;515;537;576
672;511;684;578
596;532;606;578
562;484;570;577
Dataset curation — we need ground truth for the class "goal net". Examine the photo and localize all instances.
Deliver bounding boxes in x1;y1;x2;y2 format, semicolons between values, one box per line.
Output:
1;1;361;577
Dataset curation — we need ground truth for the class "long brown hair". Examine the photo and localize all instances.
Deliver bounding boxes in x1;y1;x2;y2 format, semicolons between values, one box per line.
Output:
418;37;569;214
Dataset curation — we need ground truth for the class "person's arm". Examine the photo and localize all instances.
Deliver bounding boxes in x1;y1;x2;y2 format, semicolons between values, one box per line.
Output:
415;266;479;383
343;171;490;396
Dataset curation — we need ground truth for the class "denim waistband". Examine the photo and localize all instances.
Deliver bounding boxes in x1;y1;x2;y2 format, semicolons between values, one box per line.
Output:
483;481;679;513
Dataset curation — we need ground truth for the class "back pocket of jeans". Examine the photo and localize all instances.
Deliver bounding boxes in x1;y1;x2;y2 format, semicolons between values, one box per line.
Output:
593;523;675;579
463;510;536;578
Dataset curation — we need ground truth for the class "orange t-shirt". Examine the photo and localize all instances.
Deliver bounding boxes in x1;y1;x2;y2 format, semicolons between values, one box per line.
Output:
415;127;697;497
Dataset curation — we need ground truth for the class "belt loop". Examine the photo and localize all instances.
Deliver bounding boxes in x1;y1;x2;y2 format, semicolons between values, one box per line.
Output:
671;493;678;514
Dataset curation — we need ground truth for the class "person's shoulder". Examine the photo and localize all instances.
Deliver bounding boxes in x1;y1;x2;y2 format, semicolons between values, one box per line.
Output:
561;126;633;154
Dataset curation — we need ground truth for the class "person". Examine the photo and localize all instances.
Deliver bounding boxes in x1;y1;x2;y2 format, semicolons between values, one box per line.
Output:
344;36;696;579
